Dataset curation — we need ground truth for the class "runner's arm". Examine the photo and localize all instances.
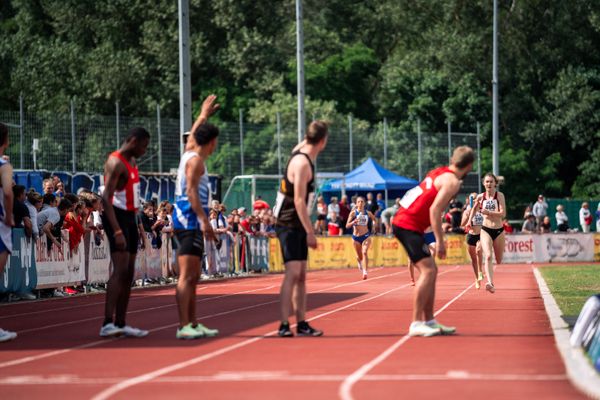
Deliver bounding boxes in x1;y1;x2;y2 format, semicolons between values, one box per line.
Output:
189;95;220;137
0;163;13;227
101;157;128;250
430;177;461;251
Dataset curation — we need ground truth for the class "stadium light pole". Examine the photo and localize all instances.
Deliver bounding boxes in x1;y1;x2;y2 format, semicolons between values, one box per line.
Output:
492;0;500;176
296;0;306;143
178;0;192;155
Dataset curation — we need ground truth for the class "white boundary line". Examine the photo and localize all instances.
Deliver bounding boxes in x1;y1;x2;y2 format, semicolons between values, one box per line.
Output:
338;277;475;400
0;372;567;386
0;269;405;370
90;267;450;400
533;267;600;400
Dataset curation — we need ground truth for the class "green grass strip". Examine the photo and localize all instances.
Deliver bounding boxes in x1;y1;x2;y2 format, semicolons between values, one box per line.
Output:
540;265;600;317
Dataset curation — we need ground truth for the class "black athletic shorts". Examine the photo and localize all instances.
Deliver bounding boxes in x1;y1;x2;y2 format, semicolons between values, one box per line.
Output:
102;207;139;254
174;229;204;257
275;226;307;263
392;226;431;264
466;233;480;247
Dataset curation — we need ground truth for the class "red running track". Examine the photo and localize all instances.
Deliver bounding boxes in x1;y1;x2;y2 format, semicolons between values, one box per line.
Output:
0;264;586;400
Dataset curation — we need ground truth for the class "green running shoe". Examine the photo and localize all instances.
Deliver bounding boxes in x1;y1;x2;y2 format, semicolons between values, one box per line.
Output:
176;323;204;340
194;323;219;337
426;321;456;335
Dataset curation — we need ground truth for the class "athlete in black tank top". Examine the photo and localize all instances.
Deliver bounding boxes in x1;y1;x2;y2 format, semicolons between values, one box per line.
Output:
274;151;315;229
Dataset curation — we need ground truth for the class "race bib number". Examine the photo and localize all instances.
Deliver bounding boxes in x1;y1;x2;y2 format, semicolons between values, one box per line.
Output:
472;212;484;226
273;191;285;218
400;186;423;209
482;199;497;212
357;214;369;226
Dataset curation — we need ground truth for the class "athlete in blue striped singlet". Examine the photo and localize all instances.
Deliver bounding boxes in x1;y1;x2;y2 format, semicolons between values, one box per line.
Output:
346;197;376;280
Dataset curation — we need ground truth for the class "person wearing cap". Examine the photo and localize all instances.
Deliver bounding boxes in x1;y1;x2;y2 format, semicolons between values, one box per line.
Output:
532;194;548;228
521;213;537;233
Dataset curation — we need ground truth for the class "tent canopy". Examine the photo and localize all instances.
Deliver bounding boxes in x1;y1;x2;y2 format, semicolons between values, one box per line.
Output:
320;158;418;199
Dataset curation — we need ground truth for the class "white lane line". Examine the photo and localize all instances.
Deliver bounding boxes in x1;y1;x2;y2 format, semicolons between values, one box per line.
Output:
90;268;450;400
0;372;567;386
338;276;475;400
0;269;405;370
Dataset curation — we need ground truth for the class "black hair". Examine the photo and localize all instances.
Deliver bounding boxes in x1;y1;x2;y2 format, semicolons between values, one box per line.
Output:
64;193;79;204
58;198;73;211
126;127;150;142
0;123;7;147
193;123;219;145
42;193;56;205
13;185;25;198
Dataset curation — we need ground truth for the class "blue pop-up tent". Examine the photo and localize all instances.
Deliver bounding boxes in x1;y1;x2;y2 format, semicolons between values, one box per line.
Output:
320;158;418;204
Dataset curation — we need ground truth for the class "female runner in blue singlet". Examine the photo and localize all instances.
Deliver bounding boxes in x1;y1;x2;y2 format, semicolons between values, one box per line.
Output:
346;197;376;280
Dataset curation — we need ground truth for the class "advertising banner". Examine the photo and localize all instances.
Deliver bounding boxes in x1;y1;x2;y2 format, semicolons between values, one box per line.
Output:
247;236;269;272
594;233;600;262
309;237;355;270
533;233;594;263
36;230;85;288
372;236;407;267
0;229;37;293
269;237;284;273
436;234;469;265
503;234;535;264
87;233;111;284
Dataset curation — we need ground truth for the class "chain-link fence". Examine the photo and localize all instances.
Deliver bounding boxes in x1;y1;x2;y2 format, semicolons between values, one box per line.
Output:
0;102;482;197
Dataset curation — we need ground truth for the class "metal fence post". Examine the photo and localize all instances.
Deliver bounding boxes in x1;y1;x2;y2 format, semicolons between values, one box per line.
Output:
116;101;120;147
276;112;282;176
417;119;422;181
239;109;244;175
383;117;388;169
157;103;162;174
70;99;76;173
19;94;24;169
447;120;452;163
348;114;353;170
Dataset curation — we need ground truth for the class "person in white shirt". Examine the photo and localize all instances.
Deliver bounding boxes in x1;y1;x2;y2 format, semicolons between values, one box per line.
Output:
579;202;592;233
555;204;569;232
532;194;548;228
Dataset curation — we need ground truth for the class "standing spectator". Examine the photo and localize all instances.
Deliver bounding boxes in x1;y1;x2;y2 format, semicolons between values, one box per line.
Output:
523;205;533;220
555;205;569;232
25;190;42;241
12;185;32;238
252;195;270;211
365;192;378;215
532;195;548;228
314;196;327;235
38;195;71;254
596;204;600;233
338;195;351;233
327;212;343;236
579;202;592;233
327;196;340;221
521;213;537;233
539;216;552;233
42;178;55;195
375;193;386;233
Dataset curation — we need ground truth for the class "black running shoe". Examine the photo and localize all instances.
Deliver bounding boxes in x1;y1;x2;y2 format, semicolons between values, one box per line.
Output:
297;321;323;337
278;322;294;337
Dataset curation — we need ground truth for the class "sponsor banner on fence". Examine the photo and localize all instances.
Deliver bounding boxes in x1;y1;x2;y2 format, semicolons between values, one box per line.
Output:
595;233;600;262
503;234;535;264
269;237;284;273
247;236;269;272
309;237;356;270
436;234;469;265
0;229;37;293
87;234;111;284
533;233;594;263
135;232;163;280
372;236;407;267
36;230;85;288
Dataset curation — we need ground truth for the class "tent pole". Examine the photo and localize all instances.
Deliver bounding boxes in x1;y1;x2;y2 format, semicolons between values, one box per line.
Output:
385;189;388;210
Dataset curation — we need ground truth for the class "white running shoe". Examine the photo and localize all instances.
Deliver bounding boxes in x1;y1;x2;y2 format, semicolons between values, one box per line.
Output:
122;325;149;337
99;323;124;337
0;328;17;342
408;321;441;337
485;283;496;293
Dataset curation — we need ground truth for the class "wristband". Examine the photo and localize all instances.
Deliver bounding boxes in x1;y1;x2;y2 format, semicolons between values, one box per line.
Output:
114;229;123;236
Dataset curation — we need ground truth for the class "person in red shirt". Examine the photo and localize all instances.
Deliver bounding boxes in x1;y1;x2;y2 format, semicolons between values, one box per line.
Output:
253;196;270;211
392;146;474;337
327;212;343;236
63;200;87;253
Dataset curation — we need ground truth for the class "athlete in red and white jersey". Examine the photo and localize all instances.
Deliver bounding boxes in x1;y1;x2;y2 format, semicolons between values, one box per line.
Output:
108;150;140;211
99;127;149;339
392;146;474;337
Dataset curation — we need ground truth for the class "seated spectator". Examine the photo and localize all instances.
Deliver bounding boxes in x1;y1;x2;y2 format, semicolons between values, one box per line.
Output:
579;202;592;233
539;216;552;233
555;205;569;232
327;212;343;236
521;213;537;233
502;218;514;234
